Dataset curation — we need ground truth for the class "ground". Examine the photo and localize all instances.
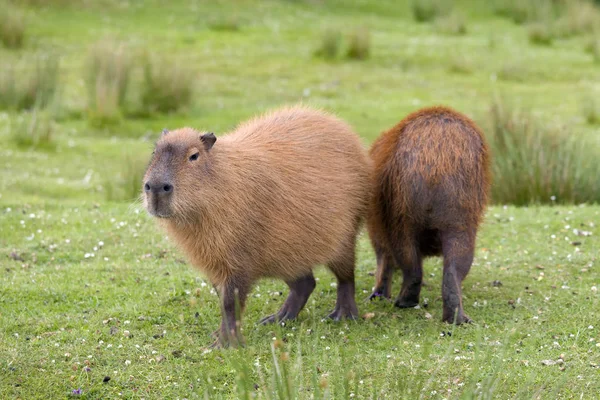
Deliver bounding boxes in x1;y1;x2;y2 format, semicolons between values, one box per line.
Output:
1;0;599;398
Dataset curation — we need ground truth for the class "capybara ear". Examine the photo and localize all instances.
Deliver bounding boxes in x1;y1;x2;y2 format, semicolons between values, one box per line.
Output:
200;132;217;151
161;128;169;137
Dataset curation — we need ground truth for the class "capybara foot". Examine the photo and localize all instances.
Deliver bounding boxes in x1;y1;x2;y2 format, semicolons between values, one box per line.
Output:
210;326;245;348
369;287;391;301
442;309;472;325
394;294;419;308
327;303;359;321
210;335;244;349
258;311;297;325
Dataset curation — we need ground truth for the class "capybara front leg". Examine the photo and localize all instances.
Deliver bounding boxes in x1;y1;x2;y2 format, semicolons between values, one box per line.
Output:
259;273;316;325
369;248;394;300
213;278;250;348
393;244;423;308
441;230;475;325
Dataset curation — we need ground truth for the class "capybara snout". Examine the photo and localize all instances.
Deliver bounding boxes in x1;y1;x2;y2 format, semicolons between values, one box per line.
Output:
143;130;217;219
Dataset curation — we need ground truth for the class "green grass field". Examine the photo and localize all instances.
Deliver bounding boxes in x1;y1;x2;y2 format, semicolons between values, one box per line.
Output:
1;0;599;398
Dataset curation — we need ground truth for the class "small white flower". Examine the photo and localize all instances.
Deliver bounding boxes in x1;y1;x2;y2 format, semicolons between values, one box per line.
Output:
125;360;131;365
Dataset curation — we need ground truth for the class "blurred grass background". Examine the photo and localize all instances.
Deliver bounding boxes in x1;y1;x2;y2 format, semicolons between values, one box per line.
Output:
1;0;599;205
1;0;600;398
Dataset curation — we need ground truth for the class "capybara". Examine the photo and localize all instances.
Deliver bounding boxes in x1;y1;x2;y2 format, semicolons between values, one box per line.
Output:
143;106;372;346
367;106;490;324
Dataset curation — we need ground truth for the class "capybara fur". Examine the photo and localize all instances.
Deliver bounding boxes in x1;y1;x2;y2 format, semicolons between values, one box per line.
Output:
367;106;490;324
143;106;372;346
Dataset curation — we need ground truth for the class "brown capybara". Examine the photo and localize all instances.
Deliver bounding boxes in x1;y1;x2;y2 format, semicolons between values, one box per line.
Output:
143;106;372;346
367;106;490;324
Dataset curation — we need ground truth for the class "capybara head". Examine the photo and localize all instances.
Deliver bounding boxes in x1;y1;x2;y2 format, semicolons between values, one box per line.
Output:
143;128;216;219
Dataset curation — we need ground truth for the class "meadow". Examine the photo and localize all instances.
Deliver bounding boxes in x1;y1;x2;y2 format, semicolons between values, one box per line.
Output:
1;0;599;398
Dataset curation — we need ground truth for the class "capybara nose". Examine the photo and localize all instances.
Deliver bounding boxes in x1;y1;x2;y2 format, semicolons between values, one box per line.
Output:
144;181;174;194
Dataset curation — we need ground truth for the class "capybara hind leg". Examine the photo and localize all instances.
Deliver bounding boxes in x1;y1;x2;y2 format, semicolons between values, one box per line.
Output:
259;273;316;325
212;278;251;348
327;240;359;321
369;247;394;300
441;230;475;325
393;244;423;308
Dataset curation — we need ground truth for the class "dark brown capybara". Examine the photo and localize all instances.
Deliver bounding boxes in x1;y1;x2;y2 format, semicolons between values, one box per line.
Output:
143;106;372;347
367;106;490;324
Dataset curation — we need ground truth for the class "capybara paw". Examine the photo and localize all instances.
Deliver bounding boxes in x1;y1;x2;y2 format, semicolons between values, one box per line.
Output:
327;308;359;322
210;328;245;348
442;311;472;325
259;309;298;325
210;336;244;349
393;297;419;308
258;314;279;325
369;288;391;301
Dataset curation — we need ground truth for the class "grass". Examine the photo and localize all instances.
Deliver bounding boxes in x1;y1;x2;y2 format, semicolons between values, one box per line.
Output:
448;55;473;74
528;22;554;46
8;109;56;150
496;62;528;82
0;53;60;111
1;0;600;397
435;13;467;36
485;99;600;205
345;27;370;60
584;36;600;62
85;39;133;126
0;2;26;49
1;203;599;398
207;15;242;32
314;28;342;60
411;0;452;23
101;154;147;202
140;53;194;114
581;95;600;124
491;0;553;25
554;0;600;38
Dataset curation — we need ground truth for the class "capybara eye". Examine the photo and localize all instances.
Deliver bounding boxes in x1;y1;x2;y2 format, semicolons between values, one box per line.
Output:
189;152;199;161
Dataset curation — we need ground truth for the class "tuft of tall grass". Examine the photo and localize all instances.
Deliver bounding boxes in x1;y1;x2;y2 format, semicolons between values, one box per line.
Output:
486;99;600;205
345;27;370;60
435;13;467;35
581;95;600;124
140;54;194;114
554;0;600;37
411;0;453;23
9;109;56;151
0;53;60;110
491;0;553;25
584;36;600;62
102;154;147;202
314;28;342;60
86;39;133;126
207;15;241;31
497;62;528;82
527;22;554;45
0;3;26;49
448;55;473;74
